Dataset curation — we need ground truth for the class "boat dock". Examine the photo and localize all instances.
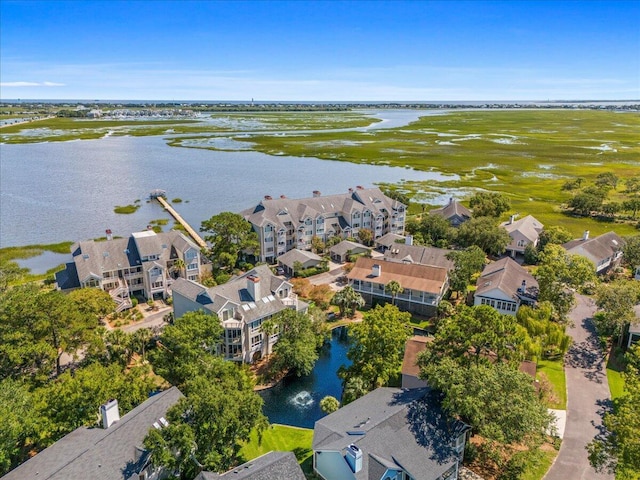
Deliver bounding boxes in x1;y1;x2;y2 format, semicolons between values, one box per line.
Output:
155;195;208;250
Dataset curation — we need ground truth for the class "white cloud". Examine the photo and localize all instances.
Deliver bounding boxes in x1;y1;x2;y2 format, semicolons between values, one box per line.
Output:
0;81;65;87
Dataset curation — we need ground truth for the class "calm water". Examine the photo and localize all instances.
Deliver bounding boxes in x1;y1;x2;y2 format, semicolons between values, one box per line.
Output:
0;110;451;250
260;327;351;428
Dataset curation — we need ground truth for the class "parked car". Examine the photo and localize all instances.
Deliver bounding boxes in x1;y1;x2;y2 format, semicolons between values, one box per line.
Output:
275;266;285;276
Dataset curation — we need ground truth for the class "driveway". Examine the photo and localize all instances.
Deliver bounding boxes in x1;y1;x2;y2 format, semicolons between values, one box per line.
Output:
544;294;613;480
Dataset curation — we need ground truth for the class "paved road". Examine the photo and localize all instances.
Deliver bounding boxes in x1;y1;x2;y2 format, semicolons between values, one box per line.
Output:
121;307;171;333
544;294;613;480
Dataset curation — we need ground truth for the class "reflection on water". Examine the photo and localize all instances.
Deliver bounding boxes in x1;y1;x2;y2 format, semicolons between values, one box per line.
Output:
15;251;72;274
260;327;351;428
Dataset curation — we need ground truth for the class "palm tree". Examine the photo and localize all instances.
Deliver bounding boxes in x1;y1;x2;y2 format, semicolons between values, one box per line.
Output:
132;328;154;363
171;258;186;279
386;280;403;305
331;286;365;317
261;319;278;357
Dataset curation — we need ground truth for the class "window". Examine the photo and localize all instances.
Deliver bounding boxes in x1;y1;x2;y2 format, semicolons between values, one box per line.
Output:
151;281;163;289
185;249;197;260
226;329;241;341
187;262;198;271
251;335;262;348
517;239;526;247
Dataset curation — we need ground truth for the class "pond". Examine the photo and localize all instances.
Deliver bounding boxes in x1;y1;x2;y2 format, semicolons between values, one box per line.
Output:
259;326;351;429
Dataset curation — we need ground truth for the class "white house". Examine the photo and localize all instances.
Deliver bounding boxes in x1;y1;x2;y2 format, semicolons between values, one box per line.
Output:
474;257;538;315
563;231;625;274
500;214;544;257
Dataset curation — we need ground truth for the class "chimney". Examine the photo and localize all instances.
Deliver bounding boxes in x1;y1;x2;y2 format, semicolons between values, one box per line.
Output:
264;195;272;201
519;279;526;293
100;399;120;429
348;188;354;193
449;197;454;205
313;190;321;197
147;225;153;230
345;444;363;473
509;215;515;225
371;264;381;277
405;235;413;246
106;229;113;240
247;275;261;301
280;195;286;199
356;185;364;190
583;230;590;241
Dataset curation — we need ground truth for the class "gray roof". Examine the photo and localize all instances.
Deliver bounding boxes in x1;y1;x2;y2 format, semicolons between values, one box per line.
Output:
429;199;472;222
65;230;199;285
313;387;468;480
172;265;299;324
375;233;405;249
3;387;184;480
242;187;404;231
330;240;370;257
196;451;305;480
563;231;625;266
277;249;322;269
384;244;454;270
500;215;544;242
475;257;538;300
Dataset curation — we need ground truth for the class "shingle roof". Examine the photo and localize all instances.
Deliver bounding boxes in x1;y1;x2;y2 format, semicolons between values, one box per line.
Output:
402;336;432;378
374;233;405;249
384;244;454;270
313;387;468;480
563;231;625;266
475;257;538;300
3;387;183;480
329;240;370;257
277;249;322;269
196;451;305;480
430;199;472;221
500;215;544;242
347;257;448;294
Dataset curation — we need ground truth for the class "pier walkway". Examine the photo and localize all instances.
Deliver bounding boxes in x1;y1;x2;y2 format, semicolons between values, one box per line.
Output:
156;196;208;250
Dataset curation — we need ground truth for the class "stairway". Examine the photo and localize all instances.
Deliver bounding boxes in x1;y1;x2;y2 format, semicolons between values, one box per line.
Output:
110;278;133;313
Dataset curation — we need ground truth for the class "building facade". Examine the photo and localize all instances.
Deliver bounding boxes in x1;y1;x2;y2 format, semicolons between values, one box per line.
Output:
242;187;405;263
55;230;209;311
473;257;538;315
500;214;544;257
172;265;307;363
563;231;625;274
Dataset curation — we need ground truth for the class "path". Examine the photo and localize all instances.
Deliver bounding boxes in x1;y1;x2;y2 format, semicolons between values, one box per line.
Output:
544;294;613;480
156;196;208;249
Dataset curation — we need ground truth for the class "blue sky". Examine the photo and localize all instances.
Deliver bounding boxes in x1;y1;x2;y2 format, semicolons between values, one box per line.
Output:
1;1;638;101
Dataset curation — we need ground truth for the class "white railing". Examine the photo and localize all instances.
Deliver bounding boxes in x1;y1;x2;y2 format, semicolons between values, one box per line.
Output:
109;278;133;313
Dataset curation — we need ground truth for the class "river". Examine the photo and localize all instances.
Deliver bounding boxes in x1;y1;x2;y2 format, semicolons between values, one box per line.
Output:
1;110;450;250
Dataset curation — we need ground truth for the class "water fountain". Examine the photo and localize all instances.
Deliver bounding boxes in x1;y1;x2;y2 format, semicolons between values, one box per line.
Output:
290;391;315;408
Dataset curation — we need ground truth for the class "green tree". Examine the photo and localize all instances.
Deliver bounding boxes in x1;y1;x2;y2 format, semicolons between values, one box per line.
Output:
200;212;259;269
311;235;325;254
419;214;456;246
293;260;304;276
144;359;267;476
588;345;640;478
537;225;573;251
131;328;154;363
171;258;186;278
331;286;365;317
421;358;553;445
151;311;223;386
271;309;319;377
446;245;486;297
623;235;640;272
594;280;640;347
535;244;597;321
261;318;278;357
342;376;370;405
595;172;619;190
67;288;115;320
340;304;411;390
469;192;511;217
623;198;640;219
385;280;403;305
320;395;340;414
569;191;605;216
357;228;373;246
103;329;134;366
516;304;572;359
0;379;35;475
456;217;511;256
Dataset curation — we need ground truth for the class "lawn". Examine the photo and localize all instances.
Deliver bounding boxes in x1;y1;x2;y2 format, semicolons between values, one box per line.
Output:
606;367;625;400
537;359;567;409
520;448;558;480
239;424;314;474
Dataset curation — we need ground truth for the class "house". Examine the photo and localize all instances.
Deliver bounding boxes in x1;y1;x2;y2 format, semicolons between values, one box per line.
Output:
429;197;472;227
401;336;432;389
172;265;307;363
628;306;640;349
3;388;183;480
563;231;625;274
500;214;544;257
347;257;449;316
374;232;405;252
330;240;371;264
383;242;454;270
474;257;538;315
242;186;405;263
277;248;323;276
55;229;210;310
312;387;469;480
196;451;305;480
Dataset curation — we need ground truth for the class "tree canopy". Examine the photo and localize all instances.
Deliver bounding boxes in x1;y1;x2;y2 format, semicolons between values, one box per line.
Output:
200;211;259;269
271;309;320;377
446;246;486;297
456;216;512;256
623;235;640;271
594;280;640;346
331;285;365;317
468;192;511;217
339;304;411;394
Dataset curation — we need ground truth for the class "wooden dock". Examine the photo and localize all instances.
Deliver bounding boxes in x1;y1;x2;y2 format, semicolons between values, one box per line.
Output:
156;196;208;250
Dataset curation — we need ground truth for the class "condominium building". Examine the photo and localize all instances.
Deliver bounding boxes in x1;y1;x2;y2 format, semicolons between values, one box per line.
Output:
242;186;405;263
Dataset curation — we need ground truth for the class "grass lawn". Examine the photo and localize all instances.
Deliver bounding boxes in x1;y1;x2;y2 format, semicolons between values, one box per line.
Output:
537;359;567;409
606;367;625;400
239;424;314;474
520;448;558;480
